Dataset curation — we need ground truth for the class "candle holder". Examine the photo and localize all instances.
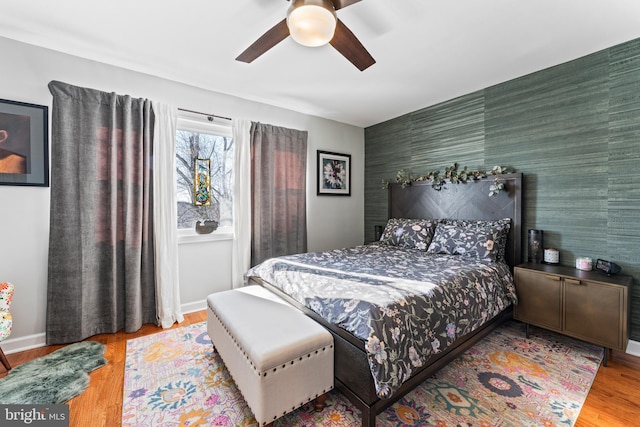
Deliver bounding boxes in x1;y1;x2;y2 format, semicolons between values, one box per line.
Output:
374;225;384;241
528;229;544;263
544;248;559;264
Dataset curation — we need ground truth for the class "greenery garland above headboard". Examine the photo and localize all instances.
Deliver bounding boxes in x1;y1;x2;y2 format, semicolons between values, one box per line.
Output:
382;164;512;196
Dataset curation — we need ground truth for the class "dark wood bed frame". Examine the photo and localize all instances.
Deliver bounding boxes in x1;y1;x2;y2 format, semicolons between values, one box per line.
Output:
254;173;523;427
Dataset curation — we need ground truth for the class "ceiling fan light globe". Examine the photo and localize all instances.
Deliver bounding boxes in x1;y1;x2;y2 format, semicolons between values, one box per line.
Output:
287;1;337;47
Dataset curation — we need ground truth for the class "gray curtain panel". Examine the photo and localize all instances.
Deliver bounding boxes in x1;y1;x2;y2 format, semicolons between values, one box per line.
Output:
250;122;308;266
46;81;156;344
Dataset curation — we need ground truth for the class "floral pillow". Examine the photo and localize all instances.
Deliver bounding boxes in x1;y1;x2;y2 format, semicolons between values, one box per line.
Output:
379;218;438;251
426;218;511;262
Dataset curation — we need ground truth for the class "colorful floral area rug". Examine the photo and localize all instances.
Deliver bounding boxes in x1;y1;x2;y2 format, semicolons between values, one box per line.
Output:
122;321;603;426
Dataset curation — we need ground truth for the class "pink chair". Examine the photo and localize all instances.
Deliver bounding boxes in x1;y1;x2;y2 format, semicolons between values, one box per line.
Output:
0;282;14;371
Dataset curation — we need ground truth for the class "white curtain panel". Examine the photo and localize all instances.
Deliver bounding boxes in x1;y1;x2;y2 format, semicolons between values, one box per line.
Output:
152;102;184;327
232;119;252;288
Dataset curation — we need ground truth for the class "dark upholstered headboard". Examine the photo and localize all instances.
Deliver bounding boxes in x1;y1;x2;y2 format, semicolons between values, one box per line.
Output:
388;173;523;269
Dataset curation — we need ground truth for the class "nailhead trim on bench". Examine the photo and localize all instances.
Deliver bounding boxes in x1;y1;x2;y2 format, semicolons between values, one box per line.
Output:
208;300;333;426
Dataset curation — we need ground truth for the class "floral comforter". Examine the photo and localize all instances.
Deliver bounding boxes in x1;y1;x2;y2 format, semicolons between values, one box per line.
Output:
246;243;517;398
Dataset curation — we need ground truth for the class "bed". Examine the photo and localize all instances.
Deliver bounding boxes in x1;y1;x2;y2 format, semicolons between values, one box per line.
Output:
246;173;523;427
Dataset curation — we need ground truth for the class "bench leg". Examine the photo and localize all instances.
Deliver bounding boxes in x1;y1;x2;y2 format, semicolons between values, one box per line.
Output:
314;393;328;412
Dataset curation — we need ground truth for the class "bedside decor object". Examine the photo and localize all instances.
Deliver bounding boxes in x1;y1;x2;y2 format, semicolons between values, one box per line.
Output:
544;248;559;264
374;225;384;241
595;259;621;275
317;150;350;196
527;229;543;263
195;220;218;234
575;257;593;271
0;98;49;187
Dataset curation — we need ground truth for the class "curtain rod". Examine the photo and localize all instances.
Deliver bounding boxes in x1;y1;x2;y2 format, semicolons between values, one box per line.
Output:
178;107;232;122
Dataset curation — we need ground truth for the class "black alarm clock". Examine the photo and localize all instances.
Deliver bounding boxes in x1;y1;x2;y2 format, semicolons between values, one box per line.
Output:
595;259;621;275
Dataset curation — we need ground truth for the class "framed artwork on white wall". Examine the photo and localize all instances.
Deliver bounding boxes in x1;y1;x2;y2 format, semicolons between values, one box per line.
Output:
317;150;350;196
0;98;49;187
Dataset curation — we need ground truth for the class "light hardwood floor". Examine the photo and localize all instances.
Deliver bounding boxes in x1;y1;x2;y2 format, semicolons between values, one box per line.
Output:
2;312;639;427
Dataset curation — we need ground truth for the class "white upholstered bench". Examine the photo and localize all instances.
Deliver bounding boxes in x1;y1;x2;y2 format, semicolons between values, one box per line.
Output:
207;285;334;426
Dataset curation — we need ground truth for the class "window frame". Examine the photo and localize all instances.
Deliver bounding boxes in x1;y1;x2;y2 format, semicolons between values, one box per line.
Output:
175;112;234;244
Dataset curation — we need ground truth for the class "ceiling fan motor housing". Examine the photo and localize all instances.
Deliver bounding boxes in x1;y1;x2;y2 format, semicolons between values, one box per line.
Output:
287;0;337;47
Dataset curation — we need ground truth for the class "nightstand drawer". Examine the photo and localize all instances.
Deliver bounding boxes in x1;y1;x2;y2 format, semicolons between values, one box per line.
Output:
564;280;625;350
514;268;562;331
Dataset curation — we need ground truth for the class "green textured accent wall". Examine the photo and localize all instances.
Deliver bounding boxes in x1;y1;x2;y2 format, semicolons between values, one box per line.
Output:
365;37;640;341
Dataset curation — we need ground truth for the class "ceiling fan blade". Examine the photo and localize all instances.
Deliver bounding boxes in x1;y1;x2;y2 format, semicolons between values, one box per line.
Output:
331;0;362;10
236;19;290;63
329;19;375;71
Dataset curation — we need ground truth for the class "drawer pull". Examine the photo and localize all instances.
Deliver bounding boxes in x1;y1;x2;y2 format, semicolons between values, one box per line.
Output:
565;278;582;285
545;275;561;281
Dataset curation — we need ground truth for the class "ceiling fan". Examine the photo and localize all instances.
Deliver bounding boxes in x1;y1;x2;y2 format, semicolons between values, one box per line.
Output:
236;0;375;71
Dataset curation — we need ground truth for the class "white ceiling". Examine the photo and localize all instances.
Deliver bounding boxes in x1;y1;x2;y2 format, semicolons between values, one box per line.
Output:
1;0;640;128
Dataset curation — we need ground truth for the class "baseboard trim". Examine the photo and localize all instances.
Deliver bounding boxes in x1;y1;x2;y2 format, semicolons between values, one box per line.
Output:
181;299;206;314
626;339;640;357
2;299;209;355
1;332;47;355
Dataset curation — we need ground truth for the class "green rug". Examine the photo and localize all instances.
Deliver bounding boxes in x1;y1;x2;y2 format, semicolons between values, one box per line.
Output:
0;341;107;404
122;321;603;426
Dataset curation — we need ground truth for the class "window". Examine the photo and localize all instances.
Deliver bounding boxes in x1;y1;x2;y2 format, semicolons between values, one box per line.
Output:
175;113;233;232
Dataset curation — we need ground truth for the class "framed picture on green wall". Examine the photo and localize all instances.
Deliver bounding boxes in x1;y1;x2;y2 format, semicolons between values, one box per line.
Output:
317;150;350;196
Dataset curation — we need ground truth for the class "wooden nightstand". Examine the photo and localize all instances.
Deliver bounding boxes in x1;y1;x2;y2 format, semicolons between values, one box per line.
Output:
514;262;632;366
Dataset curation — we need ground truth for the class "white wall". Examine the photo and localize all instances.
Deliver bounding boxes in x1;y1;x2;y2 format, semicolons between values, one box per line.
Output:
0;36;364;352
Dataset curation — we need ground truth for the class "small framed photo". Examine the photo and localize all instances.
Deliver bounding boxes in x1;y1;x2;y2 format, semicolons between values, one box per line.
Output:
317;150;351;196
0;98;49;187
